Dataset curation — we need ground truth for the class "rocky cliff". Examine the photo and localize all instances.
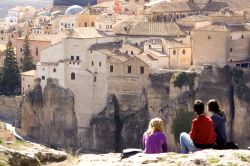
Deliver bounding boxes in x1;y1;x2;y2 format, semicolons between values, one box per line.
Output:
15;78;78;151
16;66;250;153
91;66;250;152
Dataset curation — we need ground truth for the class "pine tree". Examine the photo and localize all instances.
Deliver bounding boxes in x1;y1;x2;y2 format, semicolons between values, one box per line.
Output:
1;39;20;95
22;35;35;72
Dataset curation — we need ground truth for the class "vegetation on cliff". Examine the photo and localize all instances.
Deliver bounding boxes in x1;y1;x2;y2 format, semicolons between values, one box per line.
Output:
172;110;194;143
172;72;196;89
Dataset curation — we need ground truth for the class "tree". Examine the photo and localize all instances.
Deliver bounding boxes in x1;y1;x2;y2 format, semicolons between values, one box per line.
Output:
22;35;35;72
1;39;20;95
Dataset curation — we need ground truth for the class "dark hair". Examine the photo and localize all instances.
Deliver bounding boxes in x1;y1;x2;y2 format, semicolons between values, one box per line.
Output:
193;100;205;115
208;99;220;113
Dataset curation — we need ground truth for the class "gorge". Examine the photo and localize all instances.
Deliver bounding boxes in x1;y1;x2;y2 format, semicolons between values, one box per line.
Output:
14;65;250;153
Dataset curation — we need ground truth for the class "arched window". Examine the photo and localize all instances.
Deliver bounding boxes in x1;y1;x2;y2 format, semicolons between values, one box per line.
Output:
182;49;186;55
71;72;75;80
131;51;134;55
173;50;176;55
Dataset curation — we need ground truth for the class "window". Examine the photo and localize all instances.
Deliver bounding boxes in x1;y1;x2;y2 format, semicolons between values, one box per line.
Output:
92;61;94;66
93;75;97;82
242;35;244;39
182;49;186;55
230;48;233;53
208;35;211;40
99;62;101;67
71;56;74;60
128;66;132;74
131;51;134;55
72;23;74;26
110;65;113;72
125;51;128;54
42;76;45;80
76;56;79;60
20;48;22;52
36;48;39;56
53;68;56;72
173;50;176;55
71;72;75;80
20;58;23;63
91;22;94;27
140;66;144;74
85;22;87;27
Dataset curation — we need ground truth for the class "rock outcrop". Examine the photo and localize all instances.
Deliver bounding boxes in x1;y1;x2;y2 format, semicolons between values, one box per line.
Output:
15;78;78;151
91;66;250;152
16;66;250;153
76;150;250;166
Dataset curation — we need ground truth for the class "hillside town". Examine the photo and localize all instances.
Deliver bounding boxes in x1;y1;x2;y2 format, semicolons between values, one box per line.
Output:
0;0;250;156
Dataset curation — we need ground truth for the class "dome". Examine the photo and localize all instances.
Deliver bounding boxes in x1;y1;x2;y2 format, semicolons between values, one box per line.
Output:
65;5;83;15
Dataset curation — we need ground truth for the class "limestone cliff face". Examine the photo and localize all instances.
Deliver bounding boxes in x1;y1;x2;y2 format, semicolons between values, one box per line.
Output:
91;66;250;152
16;66;250;152
15;78;78;151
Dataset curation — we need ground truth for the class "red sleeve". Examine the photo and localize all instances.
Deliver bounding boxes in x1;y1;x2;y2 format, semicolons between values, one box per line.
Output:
189;120;196;141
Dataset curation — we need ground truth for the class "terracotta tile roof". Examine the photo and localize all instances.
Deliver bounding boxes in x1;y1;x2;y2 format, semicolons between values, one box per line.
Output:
162;39;190;48
113;21;184;37
177;15;210;22
196;23;250;32
70;27;104;38
144;2;200;14
16;34;56;42
209;8;244;17
137;52;159;65
20;70;36;76
89;42;121;50
215;0;250;10
195;24;229;32
202;2;228;11
97;49;130;62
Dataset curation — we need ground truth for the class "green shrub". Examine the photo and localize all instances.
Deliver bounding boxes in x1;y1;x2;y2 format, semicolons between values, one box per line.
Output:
172;110;194;143
172;72;196;89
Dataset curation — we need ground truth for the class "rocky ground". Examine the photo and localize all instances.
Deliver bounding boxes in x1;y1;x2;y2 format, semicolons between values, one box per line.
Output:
0;141;67;166
0;140;249;166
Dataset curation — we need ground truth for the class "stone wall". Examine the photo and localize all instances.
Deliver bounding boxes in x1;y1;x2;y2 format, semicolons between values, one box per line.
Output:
0;96;21;123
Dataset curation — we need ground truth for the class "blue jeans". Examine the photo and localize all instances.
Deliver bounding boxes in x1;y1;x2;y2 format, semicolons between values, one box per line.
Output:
180;132;196;154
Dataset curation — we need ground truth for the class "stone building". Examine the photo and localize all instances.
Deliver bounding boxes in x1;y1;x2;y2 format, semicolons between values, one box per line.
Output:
209;8;247;24
37;27;115;145
20;70;36;94
15;34;63;66
59;15;78;32
143;0;250;22
162;39;192;68
193;23;250;66
113;21;185;46
77;8;100;28
6;6;36;27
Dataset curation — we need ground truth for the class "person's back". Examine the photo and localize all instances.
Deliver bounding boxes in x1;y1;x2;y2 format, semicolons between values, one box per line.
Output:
190;115;215;149
211;112;227;147
143;131;167;154
208;99;227;149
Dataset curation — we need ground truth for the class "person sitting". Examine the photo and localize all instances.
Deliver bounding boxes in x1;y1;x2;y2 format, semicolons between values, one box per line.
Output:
208;99;227;149
143;118;168;154
180;100;215;154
